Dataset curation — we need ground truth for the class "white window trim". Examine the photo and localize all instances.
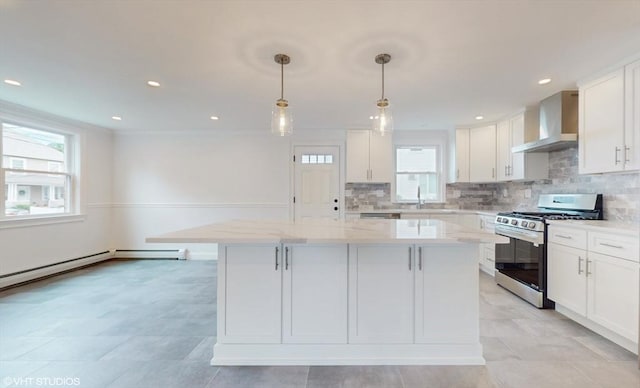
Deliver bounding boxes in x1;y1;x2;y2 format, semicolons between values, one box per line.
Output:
393;144;445;204
1;119;84;226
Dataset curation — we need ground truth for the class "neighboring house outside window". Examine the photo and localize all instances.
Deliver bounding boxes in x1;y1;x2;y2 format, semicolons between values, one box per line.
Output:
394;145;443;203
1;123;73;217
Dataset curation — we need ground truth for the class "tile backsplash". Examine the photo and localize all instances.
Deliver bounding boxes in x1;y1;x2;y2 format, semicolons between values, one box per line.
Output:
345;146;639;224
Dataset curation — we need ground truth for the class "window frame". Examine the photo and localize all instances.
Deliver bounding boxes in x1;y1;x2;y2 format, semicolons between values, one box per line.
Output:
393;144;445;204
1;119;80;223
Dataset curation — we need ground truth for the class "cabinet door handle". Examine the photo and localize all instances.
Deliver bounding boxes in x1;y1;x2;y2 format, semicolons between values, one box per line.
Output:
504;166;507;176
600;242;624;249
578;256;583;274
370;169;373;180
409;247;412;271
492;168;495;178
555;234;572;240
418;247;422;271
285;246;289;270
624;146;631;164
586;259;592;276
275;246;279;271
508;165;512;176
615;147;621;165
456;169;460;179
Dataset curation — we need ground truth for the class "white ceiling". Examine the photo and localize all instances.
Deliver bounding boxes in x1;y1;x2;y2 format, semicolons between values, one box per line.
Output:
1;0;639;133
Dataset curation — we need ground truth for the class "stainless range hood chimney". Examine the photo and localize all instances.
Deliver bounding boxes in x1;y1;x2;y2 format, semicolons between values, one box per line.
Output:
512;90;578;153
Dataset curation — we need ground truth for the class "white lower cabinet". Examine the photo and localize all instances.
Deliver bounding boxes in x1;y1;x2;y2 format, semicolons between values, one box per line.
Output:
218;244;282;343
587;251;639;342
547;242;587;316
282;244;348;344
349;243;479;345
219;244;348;344
348;245;414;343
547;224;639;347
415;245;479;343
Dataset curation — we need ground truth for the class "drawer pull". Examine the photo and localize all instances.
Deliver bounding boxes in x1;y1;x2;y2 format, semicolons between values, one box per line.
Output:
586;259;592;276
418;247;422;271
275;246;279;271
409;247;412;271
578;257;583;274
285;246;289;270
555;235;573;239
600;242;624;249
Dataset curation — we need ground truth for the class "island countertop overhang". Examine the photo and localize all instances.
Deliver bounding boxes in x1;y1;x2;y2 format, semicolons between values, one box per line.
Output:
146;218;508;245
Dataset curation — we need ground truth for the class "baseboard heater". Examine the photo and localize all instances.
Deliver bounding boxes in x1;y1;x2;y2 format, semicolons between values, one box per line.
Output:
0;249;186;290
112;249;186;260
0;250;113;290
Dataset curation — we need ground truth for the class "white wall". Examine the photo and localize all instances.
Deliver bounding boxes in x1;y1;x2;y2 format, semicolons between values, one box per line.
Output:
0;102;113;276
110;130;295;258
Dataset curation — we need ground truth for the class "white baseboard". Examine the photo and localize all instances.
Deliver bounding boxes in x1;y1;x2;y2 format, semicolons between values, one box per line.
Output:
0;251;114;289
112;249;186;260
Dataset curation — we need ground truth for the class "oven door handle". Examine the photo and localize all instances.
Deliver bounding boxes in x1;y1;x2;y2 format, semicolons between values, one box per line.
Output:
495;226;543;245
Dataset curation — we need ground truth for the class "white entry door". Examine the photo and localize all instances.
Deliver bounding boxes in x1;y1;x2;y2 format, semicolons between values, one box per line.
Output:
293;146;341;220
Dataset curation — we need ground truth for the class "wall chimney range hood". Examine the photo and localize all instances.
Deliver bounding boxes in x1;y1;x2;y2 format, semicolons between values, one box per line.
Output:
512;90;579;153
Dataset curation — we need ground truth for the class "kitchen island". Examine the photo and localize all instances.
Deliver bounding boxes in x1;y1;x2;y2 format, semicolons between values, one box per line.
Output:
147;218;507;366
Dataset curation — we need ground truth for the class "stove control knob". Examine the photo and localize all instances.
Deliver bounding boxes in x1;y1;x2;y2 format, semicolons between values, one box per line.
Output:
496;217;502;223
503;219;509;224
528;222;536;229
522;221;528;227
510;219;518;226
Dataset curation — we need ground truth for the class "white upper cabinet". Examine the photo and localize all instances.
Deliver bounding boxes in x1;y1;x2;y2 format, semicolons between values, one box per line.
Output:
624;59;640;171
497;110;548;182
346;130;392;183
469;124;497;182
579;68;627;173
496;119;511;181
454;128;470;182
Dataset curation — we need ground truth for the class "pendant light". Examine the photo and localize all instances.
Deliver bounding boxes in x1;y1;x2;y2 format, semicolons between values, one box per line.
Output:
271;54;293;136
373;53;393;135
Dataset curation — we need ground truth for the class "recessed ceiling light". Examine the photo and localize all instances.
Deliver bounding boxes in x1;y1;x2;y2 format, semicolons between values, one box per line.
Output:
4;79;21;86
475;115;484;120
111;116;122;121
210;116;219;120
147;80;161;87
538;78;552;85
369;116;374;120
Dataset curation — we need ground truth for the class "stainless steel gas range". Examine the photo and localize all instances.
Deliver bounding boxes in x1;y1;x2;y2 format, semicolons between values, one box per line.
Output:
494;194;603;308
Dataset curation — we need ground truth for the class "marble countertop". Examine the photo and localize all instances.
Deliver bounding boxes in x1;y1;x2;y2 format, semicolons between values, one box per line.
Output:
345;209;499;216
546;219;640;236
147;218;508;245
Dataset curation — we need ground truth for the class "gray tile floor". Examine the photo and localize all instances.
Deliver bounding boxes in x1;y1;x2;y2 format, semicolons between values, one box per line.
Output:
0;259;638;388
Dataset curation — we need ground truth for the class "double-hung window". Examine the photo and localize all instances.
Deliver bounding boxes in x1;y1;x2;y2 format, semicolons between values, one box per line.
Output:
395;145;442;203
1;122;74;218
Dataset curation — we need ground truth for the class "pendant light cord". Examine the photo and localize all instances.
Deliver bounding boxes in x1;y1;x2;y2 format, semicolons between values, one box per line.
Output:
381;61;385;100
280;61;284;100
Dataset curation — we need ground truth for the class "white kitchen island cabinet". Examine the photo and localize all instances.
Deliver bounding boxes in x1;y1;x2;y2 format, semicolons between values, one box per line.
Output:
148;218;506;366
348;245;415;344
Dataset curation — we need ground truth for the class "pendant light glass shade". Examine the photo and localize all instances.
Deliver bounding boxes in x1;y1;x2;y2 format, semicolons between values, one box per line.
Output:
373;53;393;136
373;98;393;135
271;54;293;136
271;98;293;136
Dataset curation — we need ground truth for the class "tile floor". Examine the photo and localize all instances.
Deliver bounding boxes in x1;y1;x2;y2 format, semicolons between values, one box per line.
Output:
0;259;638;388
